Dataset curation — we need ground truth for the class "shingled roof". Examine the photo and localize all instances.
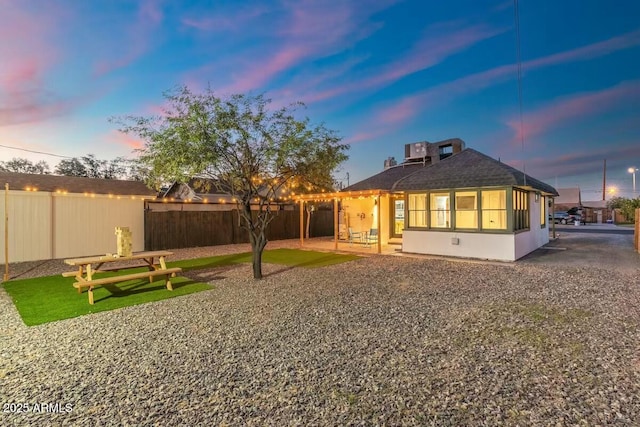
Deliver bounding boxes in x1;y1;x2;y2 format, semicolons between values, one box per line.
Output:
0;171;157;196
342;162;427;191
393;148;558;195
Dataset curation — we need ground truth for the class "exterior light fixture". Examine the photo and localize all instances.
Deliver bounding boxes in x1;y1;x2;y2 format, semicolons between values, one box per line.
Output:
628;167;638;197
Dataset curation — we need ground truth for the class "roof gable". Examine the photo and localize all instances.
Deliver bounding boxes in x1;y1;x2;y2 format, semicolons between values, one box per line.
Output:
0;172;156;196
555;188;581;205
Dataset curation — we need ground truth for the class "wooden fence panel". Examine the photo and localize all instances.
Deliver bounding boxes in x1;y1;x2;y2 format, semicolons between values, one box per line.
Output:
145;206;334;250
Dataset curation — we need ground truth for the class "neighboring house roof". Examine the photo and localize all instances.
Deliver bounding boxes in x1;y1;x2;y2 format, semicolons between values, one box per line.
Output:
582;200;608;209
393;148;559;195
0;171;156;196
555;187;581;205
343;162;427;191
161;177;292;202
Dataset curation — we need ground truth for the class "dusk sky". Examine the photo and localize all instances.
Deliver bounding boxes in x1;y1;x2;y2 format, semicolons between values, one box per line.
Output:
2;0;639;199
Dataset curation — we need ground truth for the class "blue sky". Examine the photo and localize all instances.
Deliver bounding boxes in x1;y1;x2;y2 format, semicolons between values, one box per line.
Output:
1;0;639;199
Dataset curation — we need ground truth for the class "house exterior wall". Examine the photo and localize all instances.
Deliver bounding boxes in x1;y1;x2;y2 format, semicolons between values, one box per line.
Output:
402;229;516;261
401;191;550;262
514;193;549;259
340;195;391;244
0;190;148;263
342;198;376;234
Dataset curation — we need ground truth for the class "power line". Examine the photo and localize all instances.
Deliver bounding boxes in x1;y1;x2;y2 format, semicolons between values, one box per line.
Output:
513;0;526;185
0;143;72;159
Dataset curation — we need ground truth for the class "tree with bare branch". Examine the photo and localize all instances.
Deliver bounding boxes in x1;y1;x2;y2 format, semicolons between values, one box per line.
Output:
113;86;348;278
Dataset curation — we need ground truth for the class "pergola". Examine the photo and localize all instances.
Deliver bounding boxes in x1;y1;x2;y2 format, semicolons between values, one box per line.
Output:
294;189;390;254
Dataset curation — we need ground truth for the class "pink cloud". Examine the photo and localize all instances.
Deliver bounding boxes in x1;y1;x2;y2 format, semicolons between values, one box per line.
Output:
506;143;640;179
217;1;392;95
345;28;640;140
373;96;425;127
525;29;640;70
265;20;505;110
343;130;388;145
506;80;640;141
372;24;505;87
0;3;77;126
181;5;268;32
0;4;59;90
182;17;233;32
435;28;640;104
225;46;308;94
0;98;80;127
107;129;145;151
93;0;164;76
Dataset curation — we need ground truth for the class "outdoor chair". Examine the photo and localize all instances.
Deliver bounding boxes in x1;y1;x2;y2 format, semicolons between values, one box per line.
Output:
348;227;363;246
364;228;378;248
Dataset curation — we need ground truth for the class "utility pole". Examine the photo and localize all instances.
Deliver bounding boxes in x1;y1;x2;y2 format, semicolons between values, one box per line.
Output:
602;159;606;201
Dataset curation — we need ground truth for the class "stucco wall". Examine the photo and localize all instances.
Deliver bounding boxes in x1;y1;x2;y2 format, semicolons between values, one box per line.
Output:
342;198;376;234
402;229;517;261
514;193;550;259
402;192;551;261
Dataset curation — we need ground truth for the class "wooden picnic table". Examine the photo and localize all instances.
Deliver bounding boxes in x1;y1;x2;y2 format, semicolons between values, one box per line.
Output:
63;251;182;305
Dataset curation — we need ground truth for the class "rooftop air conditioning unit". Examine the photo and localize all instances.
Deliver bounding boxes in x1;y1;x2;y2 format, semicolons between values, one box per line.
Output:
405;142;428;160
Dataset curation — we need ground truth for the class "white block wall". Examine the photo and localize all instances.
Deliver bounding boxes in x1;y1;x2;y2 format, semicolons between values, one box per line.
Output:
0;191;149;263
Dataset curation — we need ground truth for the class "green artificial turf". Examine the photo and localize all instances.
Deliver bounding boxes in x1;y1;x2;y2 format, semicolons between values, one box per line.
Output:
2;249;360;326
3;271;211;326
167;248;362;271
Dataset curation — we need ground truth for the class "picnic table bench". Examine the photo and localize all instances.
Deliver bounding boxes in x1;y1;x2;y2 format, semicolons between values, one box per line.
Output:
63;251;182;305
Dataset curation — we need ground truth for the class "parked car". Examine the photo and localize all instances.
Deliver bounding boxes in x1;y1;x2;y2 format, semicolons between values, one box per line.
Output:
569;213;584;224
550;211;571;224
549;211;583;225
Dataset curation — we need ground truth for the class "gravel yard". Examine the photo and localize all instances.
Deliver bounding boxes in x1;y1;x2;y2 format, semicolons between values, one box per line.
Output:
1;239;639;426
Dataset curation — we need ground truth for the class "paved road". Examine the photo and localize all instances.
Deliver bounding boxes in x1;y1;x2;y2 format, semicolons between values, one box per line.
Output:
520;224;639;272
551;224;633;235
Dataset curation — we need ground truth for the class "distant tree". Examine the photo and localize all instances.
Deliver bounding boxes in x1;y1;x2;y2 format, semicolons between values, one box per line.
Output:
0;157;50;174
54;158;88;177
607;196;640;222
113;86;348;279
123;159;151;182
54;155;132;180
101;156;128;179
607;196;626;210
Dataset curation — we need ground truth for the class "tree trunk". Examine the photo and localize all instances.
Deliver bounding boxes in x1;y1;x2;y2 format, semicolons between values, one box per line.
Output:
251;241;263;279
240;201;269;280
250;231;268;279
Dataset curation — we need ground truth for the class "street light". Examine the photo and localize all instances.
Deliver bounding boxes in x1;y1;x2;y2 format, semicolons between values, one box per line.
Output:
629;167;638;197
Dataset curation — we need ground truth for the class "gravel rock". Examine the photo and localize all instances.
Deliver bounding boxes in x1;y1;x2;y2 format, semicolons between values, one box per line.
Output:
1;240;639;425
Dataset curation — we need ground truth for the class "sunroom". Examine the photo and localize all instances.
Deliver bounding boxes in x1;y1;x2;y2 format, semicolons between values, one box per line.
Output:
296;145;557;260
392;148;558;261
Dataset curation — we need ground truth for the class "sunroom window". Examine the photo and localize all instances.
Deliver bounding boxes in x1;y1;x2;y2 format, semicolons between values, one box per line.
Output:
513;189;529;230
455;191;477;228
429;193;450;228
408;193;427;227
481;190;506;230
